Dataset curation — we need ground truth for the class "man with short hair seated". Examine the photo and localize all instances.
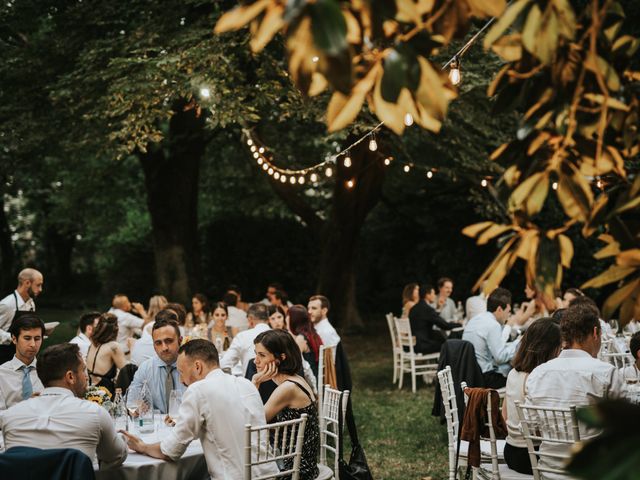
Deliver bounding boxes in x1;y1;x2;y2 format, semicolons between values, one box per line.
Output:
620;331;640;383
122;339;278;479
69;312;101;360
0;343;127;469
409;284;461;354
0;313;45;409
129;314;185;414
463;287;520;388
220;303;271;375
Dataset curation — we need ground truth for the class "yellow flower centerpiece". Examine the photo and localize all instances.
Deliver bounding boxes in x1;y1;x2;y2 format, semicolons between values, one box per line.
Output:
85;385;114;412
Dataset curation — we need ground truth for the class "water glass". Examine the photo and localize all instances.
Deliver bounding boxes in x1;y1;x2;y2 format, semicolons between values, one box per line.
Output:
125;386;141;433
169;390;182;422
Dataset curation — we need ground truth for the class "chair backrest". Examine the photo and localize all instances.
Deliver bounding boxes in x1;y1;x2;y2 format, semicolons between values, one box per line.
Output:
515;402;580;480
318;344;337;409
394;317;415;353
602;352;634;369
0;447;95;480
320;386;350;478
244;414;307;480
437;366;460;480
386;313;398;348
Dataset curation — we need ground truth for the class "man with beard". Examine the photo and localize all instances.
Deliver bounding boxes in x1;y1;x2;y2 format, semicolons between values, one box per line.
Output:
0;269;44;364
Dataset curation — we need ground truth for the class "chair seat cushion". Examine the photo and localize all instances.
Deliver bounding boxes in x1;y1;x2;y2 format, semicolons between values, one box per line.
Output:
315;463;334;480
459;439;505;459
479;462;534;480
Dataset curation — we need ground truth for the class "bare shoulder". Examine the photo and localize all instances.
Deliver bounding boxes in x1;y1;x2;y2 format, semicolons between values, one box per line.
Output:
108;341;122;353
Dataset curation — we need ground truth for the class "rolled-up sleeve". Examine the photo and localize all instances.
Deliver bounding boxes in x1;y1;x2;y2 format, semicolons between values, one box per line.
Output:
160;387;202;460
97;408;128;469
487;323;517;365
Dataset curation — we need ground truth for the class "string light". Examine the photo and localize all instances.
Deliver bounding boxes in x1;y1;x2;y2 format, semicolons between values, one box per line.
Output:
384;157;391;166
262;163;268;170
343;155;352;168
257;157;264;165
298;176;305;184
404;113;414;126
481;178;488;187
268;168;274;175
312;56;319;63
310;173;318;182
368;136;378;151
449;57;461;86
325;167;333;178
258;147;265;154
427;170;433;179
252;152;259;159
199;87;210;98
246;139;253;146
596;178;603;189
346;179;355;189
280;175;287;183
552;181;558;190
403;165;411;173
274;172;280;180
250;145;257;152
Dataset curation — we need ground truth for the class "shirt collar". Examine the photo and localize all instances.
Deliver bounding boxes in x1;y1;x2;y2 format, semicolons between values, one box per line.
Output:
11;355;37;371
41;386;74;398
13;290;28;308
205;368;223;380
78;333;90;343
253;322;270;332
558;349;595;359
153;355;177;369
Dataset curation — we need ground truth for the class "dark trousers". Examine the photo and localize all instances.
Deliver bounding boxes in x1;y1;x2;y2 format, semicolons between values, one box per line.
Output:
504;442;535;474
482;370;507;389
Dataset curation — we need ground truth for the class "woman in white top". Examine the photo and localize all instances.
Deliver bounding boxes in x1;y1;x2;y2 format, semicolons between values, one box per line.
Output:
502;317;561;474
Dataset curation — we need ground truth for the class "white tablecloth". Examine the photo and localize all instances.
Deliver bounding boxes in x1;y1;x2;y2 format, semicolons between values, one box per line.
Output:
96;428;208;480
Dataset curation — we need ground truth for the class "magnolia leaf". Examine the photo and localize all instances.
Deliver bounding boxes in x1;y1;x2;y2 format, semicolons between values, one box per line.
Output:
594;240;621;260
484;0;531;47
250;4;285;52
487;64;510;97
462;221;495;238
583;93;630;111
485;249;515;294
515;229;540;262
343;9;361;44
381;48;415;103
522;4;542;60
503;165;520;187
466;0;506;18
602;278;640;320
395;0;421;23
284;0;307;22
612;194;640;216
557;163;593;221
620;294;638;326
415;56;454;121
326;63;380;131
288;17;317;94
214;0;271;33
558;234;573;268
473;235;518;292
585;52;621;91
510;172;549;216
581;265;635;289
491;34;523;61
372;79;408;135
310;0;347;55
477;224;514;245
617;249;640;268
308;72;328;96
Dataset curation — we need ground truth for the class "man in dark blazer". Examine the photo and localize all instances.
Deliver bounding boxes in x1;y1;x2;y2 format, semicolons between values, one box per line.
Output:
409;284;461;354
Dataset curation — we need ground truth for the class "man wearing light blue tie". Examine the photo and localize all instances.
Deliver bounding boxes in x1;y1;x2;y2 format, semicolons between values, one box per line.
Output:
0;313;45;409
129;311;186;414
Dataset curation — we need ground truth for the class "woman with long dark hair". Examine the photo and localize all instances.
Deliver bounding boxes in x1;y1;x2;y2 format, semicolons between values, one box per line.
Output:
287;305;323;377
503;317;562;474
252;329;319;480
86;313;127;395
401;283;419;318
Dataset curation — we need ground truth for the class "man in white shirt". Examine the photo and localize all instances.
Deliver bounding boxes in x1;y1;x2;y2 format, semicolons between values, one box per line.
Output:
431;277;457;322
526;303;623;471
122;339;278;479
0;343;127;469
69;312;100;360
129;314;186;414
108;294;149;354
0;314;45;409
220;303;271;376
462;287;520;388
308;295;341;347
222;292;249;333
465;290;487;323
0;268;43;354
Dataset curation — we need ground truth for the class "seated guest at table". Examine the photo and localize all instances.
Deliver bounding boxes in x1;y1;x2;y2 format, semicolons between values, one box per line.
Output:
502;318;561;474
165;302;188;336
129;316;185;414
142;295;168;334
268;305;287;330
223;292;249;336
526;303;624;471
86;313;127;395
555;287;584;309
463;287;520;388
401;283;419;319
465;284;487;323
519;284;556;325
252;329;320;480
69;312;100;360
0;314;45;409
409;284;461;355
432;277;457;321
109;294;149;354
121;339;278;479
287;305;324;378
185;293;209;337
227;284;250;312
271;289;290;312
568;295;615;340
208;302;231;347
220;303;271;376
0;343;127;469
307;295;341;347
620;331;640;384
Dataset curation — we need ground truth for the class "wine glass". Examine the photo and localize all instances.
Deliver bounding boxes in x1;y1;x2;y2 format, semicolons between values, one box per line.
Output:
126;386;142;423
168;390;182;424
608;319;619;337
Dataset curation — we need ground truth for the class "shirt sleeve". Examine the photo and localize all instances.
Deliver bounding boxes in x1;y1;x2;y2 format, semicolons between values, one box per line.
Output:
129;361;148;391
160;387;202;460
486;322;517;366
96;407;128;469
121;312;144;329
220;334;242;370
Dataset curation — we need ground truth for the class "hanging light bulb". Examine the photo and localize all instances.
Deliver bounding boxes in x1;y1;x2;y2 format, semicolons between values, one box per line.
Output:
343;155;352;168
449;57;461;86
404;113;414;126
552;181;558;191
310;173;318;183
298;176;305;184
481;178;488;187
268;168;274;175
199;87;210;98
250;145;257;153
252;152;259;159
246;139;253;146
257;157;264;165
261;163;268;170
280;175;287;183
312;56;319;63
427;170;433;179
403;165;410;173
258;147;265;154
384;158;391;166
288;176;295;184
346;179;355;189
368;135;377;151
596;177;603;189
274;172;280;180
325;166;333;177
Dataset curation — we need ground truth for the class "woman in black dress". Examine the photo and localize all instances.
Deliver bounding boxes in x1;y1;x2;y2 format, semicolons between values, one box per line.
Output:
252;329;320;480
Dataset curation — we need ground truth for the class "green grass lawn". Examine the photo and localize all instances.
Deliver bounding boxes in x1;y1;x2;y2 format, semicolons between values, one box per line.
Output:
38;308;450;480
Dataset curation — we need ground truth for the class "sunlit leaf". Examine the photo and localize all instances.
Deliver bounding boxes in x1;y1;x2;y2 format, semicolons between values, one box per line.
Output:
462;221;495;238
617;249;640;268
250;4;285;52
581;265;635;289
214;0;271;33
602;278;640;320
484;0;531;48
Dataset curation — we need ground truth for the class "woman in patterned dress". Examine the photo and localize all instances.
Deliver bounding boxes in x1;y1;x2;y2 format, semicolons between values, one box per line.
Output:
252;329;320;480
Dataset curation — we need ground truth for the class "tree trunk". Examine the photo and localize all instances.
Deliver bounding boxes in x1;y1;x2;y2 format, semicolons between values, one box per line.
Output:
0;188;15;292
316;141;386;330
138;102;207;304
